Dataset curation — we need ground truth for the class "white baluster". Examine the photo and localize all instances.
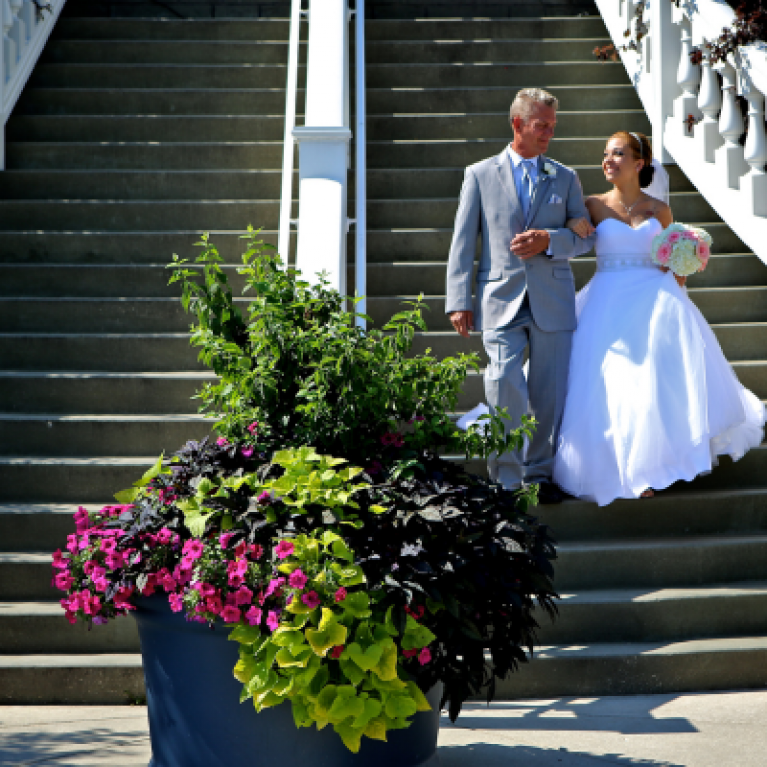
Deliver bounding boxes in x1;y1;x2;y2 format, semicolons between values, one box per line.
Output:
741;81;767;216
672;14;701;138
22;0;36;45
714;61;748;190
695;57;723;162
3;0;16;83
9;0;25;61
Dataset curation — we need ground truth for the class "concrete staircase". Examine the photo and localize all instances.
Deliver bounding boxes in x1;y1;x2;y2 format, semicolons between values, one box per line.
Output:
2;1;767;703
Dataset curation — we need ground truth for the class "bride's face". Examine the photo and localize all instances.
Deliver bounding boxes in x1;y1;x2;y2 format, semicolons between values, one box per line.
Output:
602;138;644;184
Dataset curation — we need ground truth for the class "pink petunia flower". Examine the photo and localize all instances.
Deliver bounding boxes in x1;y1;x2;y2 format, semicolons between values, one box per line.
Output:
330;645;344;659
248;544;264;560
289;569;308;590
234;586;254;606
264;577;285;598
182;540;205;560
241;446;254;459
216;436;229;447
257;490;272;505
245;606;262;626
206;595;223;614
266;610;280;632
275;540;294;560
73;507;91;534
334;587;347;603
234;541;247;558
247;421;259;435
219;531;235;549
402;648;418;659
156;528;174;546
53;572;74;591
220;605;242;623
168;593;184;612
301;591;321;610
418;647;432;665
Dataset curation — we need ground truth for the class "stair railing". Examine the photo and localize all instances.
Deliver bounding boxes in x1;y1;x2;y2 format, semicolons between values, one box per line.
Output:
1;0;65;169
595;0;767;263
280;0;364;312
354;0;366;329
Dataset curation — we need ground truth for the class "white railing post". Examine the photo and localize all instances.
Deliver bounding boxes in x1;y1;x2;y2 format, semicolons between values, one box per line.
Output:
354;0;366;329
277;0;302;263
672;13;701;139
10;0;25;61
741;75;767;216
695;57;723;162
714;60;748;190
293;0;352;294
648;0;677;163
3;0;17;85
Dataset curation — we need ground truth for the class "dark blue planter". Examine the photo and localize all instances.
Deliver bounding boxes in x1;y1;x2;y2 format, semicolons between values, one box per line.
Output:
133;596;442;767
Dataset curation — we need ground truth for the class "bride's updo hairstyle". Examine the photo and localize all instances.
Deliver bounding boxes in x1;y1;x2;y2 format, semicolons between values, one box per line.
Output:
610;131;656;188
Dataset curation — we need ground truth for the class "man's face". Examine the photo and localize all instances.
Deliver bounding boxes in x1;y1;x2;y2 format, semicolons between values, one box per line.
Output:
513;103;557;156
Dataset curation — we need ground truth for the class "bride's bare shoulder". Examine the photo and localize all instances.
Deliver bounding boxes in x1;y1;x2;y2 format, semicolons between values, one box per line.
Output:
585;194;610;222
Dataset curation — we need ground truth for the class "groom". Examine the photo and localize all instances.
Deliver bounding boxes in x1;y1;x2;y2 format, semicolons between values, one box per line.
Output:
445;88;595;503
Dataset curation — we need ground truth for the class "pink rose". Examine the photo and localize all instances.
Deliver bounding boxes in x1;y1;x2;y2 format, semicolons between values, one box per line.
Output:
656;243;672;265
682;229;698;240
667;232;681;244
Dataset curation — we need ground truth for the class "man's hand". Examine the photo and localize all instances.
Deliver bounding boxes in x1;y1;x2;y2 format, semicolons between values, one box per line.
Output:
511;229;551;260
450;310;474;338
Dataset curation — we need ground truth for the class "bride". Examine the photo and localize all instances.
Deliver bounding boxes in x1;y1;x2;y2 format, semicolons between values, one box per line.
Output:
553;131;766;506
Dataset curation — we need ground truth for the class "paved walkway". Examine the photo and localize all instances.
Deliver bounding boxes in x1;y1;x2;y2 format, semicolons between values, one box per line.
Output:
1;691;766;766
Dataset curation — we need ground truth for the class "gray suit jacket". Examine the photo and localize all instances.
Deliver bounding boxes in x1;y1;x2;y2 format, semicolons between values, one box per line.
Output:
445;148;596;332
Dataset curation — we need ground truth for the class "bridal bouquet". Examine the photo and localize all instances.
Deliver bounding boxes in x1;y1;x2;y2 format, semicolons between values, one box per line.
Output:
651;223;713;276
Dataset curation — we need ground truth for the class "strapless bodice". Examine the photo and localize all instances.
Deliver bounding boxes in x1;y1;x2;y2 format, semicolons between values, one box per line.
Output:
595;217;663;272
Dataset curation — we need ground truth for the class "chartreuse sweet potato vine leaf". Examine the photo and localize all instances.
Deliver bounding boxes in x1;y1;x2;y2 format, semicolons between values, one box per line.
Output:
227;530;433;752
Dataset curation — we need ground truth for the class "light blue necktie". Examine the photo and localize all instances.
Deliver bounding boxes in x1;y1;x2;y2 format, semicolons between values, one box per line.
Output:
520;159;535;219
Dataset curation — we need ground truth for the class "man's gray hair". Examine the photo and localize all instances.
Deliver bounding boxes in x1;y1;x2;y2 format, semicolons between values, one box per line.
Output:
509;88;559;125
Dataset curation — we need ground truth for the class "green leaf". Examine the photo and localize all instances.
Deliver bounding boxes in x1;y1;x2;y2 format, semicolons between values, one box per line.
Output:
133;453;165;488
228;625;262;645
338;657;366;686
341;592;371;619
371;641;398;682
333;722;365;753
405;681;432;712
384;694;418;720
346;642;383;671
305;608;348;657
113;487;138;504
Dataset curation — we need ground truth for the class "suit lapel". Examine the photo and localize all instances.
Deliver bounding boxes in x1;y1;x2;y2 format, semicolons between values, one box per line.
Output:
526;155;554;228
494;148;525;229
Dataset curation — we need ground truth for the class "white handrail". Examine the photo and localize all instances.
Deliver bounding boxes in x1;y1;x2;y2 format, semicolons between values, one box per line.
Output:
2;0;66;169
354;0;366;329
277;0;302;263
595;0;767;263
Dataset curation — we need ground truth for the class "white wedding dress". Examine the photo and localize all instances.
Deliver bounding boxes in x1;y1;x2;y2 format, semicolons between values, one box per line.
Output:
553;217;766;506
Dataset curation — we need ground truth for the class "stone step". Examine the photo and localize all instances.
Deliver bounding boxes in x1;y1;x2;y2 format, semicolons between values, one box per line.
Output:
5;141;286;171
0;194;719;234
0;415;212;457
5;284;766;333
0;602;140;653
366;287;767;328
537;582;767;644
554;534;767;591
6;530;767;601
51;16;606;42
29;60;627;90
0;653;145;705
7;110;648;144
41;38;609;66
4;581;766;656
0;372;213;415
410;323;767;363
4;486;767;552
0;457;164;503
30;63;303;89
496;636;767;697
366;254;766;296
538;487;767;542
7;115;285;143
0;164;695;201
1;321;764;372
0;200;285;231
14;83;641;117
3;634;766;704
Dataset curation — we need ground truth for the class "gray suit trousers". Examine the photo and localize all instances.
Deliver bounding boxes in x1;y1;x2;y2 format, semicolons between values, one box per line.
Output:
483;297;573;488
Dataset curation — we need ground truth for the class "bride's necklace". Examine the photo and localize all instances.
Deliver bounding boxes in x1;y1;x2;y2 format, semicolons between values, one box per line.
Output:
616;194;643;217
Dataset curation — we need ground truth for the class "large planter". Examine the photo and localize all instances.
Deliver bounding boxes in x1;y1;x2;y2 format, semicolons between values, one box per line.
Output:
133;596;442;767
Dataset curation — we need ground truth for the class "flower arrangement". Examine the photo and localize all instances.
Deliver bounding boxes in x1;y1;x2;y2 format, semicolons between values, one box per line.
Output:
52;230;558;753
651;222;713;276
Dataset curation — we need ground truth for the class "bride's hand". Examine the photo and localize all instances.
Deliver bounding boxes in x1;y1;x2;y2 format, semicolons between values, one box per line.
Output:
659;266;687;287
566;217;595;239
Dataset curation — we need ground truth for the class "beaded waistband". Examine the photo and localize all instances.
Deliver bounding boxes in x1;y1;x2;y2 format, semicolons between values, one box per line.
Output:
596;255;657;271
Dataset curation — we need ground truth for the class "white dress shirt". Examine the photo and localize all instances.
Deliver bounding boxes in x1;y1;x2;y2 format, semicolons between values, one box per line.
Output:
507;145;553;255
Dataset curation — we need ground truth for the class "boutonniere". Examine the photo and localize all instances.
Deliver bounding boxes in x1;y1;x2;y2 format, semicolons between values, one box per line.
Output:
542;161;557;178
